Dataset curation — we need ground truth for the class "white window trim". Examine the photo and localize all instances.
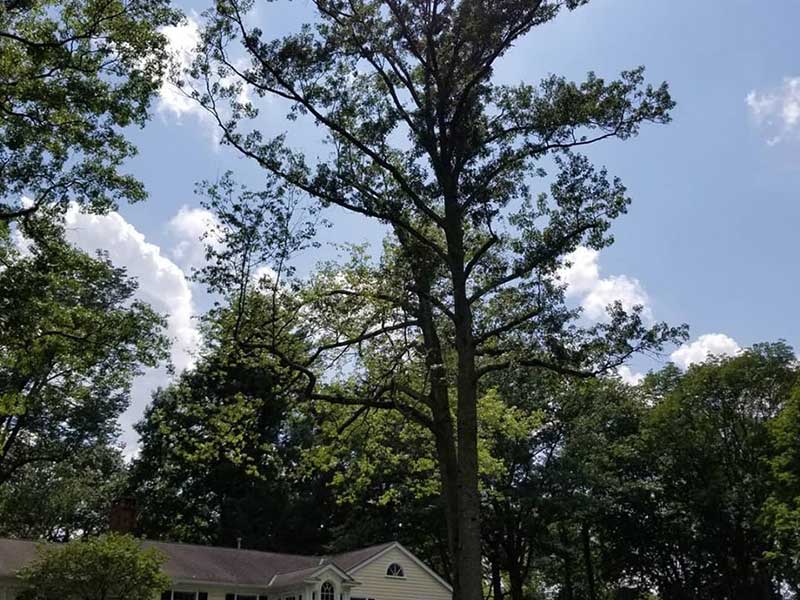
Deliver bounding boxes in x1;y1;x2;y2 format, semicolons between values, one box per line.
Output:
385;563;406;579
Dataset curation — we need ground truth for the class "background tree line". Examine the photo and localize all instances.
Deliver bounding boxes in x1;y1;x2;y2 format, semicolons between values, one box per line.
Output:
1;0;799;599
5;283;799;599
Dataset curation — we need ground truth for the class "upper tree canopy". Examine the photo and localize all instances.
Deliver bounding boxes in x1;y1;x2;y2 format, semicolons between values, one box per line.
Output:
0;0;179;222
195;0;685;408
192;3;685;598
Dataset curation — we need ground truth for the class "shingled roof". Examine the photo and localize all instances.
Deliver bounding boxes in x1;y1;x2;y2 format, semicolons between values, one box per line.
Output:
320;542;395;571
0;538;396;587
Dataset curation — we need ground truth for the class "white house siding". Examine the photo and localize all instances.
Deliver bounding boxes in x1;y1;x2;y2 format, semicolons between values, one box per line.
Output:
347;547;451;600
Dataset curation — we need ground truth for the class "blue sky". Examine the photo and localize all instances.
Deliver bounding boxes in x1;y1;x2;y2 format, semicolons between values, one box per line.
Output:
60;0;800;448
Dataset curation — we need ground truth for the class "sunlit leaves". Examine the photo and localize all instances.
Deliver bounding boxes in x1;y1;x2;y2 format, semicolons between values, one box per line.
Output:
0;0;180;221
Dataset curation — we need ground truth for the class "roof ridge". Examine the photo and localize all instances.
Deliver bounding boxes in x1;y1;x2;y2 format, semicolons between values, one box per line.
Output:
145;539;321;559
0;536;397;561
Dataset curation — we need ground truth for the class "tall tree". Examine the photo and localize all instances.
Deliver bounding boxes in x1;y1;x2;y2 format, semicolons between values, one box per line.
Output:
0;223;168;485
193;2;685;597
0;0;179;222
129;293;337;553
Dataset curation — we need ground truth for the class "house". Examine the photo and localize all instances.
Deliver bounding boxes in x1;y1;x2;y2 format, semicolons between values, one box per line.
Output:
0;538;453;600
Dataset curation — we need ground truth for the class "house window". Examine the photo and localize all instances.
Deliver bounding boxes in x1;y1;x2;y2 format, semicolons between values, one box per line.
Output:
163;592;209;600
320;581;335;600
386;562;405;578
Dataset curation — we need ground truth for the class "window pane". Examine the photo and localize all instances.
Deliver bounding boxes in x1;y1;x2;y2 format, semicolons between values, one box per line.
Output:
321;581;335;600
173;593;195;600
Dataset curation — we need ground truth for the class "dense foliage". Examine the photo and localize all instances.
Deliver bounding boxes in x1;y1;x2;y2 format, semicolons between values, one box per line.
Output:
18;533;169;600
0;0;177;526
0;223;168;485
129;295;338;553
304;343;800;600
122;286;800;599
0;444;127;541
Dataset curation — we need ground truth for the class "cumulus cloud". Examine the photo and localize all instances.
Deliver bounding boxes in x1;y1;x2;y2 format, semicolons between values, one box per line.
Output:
746;77;800;145
670;333;741;370
158;17;203;119
167;205;221;272
559;246;652;322
252;264;279;285
558;246;599;296
617;365;645;386
157;16;252;138
168;205;282;290
62;206;201;447
64;206;200;370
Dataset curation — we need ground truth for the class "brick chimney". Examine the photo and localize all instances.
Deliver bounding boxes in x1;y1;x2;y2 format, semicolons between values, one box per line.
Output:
109;497;137;534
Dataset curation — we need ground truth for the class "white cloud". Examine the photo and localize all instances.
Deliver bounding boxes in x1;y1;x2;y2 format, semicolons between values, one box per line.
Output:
670;333;741;370
746;77;800;145
158;17;203;119
617;365;645;386
167;204;221;272
62;206;201;447
558;246;599;296
582;275;651;322
64;205;200;371
559;247;652;321
156;15;253;139
10;227;33;257
252;264;279;285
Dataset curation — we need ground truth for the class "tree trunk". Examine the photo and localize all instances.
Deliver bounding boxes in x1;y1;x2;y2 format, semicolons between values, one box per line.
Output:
581;522;597;600
432;413;462;599
404;246;463;600
449;220;483;600
508;566;525;600
491;556;504;600
560;527;574;600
